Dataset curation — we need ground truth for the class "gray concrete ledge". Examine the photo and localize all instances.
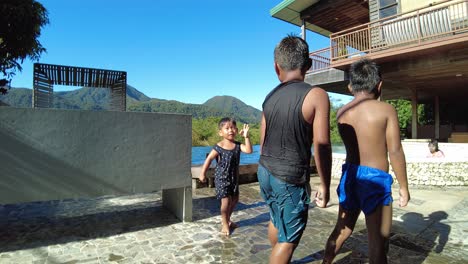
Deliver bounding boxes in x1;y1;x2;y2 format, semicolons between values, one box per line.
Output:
0;107;192;222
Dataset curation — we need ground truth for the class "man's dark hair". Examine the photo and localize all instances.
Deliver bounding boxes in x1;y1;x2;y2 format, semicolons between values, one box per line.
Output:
349;58;382;93
218;117;236;129
274;34;311;72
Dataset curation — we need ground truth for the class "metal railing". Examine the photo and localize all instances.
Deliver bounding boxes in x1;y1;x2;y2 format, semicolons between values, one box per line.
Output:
307;0;468;73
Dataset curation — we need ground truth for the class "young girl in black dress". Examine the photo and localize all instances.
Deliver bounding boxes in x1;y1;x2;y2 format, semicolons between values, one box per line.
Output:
199;117;252;236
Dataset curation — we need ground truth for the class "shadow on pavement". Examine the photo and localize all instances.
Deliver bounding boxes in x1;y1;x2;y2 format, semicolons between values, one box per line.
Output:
397;211;450;253
387;210;451;263
236;212;270;227
291;210;452;263
192;194;266;221
0;198;178;253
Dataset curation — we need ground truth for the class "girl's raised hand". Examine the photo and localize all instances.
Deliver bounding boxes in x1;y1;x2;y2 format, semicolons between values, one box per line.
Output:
240;124;249;138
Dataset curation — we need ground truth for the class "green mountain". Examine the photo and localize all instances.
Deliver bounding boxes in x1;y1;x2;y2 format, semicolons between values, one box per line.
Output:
204;96;261;124
0;85;151;110
128;99;227;118
0;86;261;123
128;97;260;124
0;87;31;108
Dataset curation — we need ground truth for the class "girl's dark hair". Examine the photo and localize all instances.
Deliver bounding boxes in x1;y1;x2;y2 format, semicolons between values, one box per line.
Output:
218;117;236;129
428;139;439;150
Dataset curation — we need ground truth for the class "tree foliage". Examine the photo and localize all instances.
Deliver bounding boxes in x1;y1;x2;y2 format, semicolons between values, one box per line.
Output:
387;99;429;138
330;103;342;143
0;0;49;94
387;99;413;130
192;117;261;146
191;104;343;146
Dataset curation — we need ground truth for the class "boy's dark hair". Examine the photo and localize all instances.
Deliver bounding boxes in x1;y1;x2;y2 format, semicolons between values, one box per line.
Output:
349;58;382;93
218;117;236;129
274;34;311;73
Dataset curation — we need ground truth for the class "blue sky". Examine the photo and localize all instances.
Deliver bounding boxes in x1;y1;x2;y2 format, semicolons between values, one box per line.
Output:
12;0;351;110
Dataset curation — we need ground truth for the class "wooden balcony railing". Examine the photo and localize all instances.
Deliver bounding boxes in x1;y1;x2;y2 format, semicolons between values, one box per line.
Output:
307;0;468;73
309;48;331;72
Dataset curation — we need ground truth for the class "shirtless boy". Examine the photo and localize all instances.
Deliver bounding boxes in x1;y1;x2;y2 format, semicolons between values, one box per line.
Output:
322;58;410;264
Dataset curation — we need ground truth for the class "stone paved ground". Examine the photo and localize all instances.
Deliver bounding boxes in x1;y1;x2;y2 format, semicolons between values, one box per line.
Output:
0;177;467;264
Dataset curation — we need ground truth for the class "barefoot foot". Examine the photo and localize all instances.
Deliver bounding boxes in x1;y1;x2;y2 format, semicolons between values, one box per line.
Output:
220;225;230;236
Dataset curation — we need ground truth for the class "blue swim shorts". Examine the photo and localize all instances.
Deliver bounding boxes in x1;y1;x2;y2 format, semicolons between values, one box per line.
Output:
257;165;310;244
337;163;393;215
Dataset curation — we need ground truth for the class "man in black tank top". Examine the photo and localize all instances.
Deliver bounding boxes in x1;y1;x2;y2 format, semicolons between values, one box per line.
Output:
257;35;332;263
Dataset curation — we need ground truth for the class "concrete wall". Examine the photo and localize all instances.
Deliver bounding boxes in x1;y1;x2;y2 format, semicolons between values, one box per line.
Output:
305;68;350;96
305;68;347;86
0;107;192;221
401;0;433;13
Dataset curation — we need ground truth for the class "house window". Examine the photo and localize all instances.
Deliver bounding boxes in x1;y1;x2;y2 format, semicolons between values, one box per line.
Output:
379;0;398;18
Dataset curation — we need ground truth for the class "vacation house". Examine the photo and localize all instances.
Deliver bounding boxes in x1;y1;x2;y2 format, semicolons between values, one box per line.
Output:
271;0;468;142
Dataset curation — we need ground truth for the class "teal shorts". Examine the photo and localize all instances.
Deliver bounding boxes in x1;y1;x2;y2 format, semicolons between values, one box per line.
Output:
337;163;393;215
257;165;310;244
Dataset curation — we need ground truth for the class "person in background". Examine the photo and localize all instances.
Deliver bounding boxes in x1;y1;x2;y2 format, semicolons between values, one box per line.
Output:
199;117;252;236
258;35;332;264
427;139;445;158
322;58;410;264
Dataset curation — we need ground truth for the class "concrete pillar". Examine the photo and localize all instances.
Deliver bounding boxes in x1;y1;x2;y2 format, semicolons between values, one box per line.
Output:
301;19;306;40
435;95;440;139
411;89;418;139
162;186;193;222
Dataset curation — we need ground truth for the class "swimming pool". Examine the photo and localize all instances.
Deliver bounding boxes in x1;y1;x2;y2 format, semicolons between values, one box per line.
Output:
331;142;468;186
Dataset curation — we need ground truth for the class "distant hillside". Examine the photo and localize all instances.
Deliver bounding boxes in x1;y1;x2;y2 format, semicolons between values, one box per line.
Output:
125;85;151;103
0;86;261;123
128;97;261;124
204;96;261;123
128;99;227;118
0;85;150;110
0;88;31;108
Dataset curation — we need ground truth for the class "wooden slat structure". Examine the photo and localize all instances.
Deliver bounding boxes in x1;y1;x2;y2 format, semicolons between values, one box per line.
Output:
33;63;127;111
301;0;370;34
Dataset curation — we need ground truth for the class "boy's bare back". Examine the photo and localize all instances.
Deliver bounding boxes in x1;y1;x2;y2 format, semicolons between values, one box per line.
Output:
337;98;401;173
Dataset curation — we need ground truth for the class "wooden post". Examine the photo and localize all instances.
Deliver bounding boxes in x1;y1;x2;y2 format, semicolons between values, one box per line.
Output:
411;89;418;139
435;95;440;139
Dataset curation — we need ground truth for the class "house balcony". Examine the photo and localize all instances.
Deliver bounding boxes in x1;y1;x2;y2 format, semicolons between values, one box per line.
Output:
308;0;468;76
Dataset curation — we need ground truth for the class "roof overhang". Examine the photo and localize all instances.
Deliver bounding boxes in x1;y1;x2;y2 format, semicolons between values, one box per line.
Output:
270;0;331;37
